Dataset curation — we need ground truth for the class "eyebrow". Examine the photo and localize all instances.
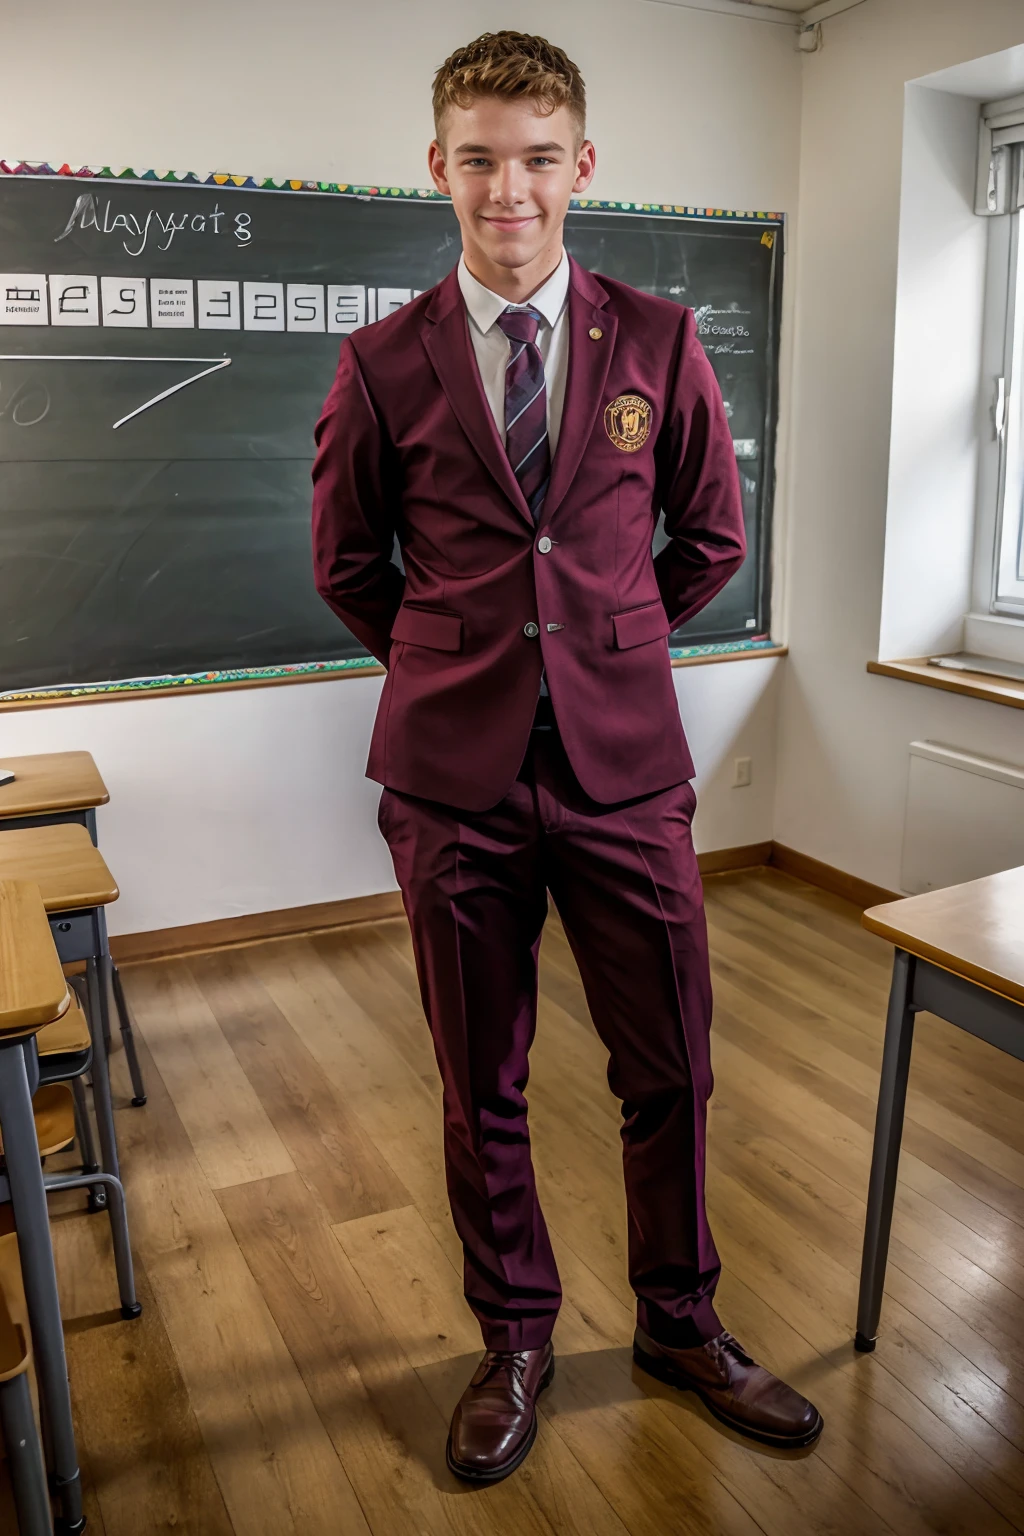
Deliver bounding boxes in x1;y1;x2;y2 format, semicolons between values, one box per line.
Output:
453;142;567;155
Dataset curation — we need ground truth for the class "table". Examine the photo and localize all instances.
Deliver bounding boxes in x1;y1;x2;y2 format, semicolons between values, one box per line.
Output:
0;752;146;1105
855;866;1024;1351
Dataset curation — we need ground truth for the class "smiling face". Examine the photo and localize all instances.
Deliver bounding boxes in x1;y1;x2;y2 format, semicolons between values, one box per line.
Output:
428;97;596;301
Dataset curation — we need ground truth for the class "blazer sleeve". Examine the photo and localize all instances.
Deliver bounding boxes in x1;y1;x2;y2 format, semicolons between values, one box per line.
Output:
652;307;747;632
311;339;405;667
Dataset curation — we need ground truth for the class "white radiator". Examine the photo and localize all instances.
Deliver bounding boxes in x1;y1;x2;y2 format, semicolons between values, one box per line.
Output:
900;740;1024;894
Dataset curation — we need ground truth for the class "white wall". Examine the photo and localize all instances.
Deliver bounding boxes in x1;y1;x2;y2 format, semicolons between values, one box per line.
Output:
775;0;1024;893
877;85;986;661
0;0;801;934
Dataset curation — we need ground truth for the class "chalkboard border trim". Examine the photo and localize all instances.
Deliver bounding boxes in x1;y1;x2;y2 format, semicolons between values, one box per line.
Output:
0;640;786;710
0;158;785;227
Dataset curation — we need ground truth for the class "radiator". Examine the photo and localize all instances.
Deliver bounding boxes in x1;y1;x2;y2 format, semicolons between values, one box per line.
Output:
900;741;1024;894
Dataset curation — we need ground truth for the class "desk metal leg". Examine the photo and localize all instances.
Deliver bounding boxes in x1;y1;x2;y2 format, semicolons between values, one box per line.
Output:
856;947;916;1352
109;959;147;1107
0;1040;84;1532
85;956;121;1188
0;1372;52;1536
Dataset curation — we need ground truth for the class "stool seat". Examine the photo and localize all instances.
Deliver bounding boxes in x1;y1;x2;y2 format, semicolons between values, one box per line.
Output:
0;881;70;1035
37;991;89;1057
0;1083;75;1160
0;1235;30;1383
0;751;108;822
0;825;118;911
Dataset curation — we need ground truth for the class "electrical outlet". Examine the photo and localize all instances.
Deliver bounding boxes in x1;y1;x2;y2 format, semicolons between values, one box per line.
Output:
732;756;753;789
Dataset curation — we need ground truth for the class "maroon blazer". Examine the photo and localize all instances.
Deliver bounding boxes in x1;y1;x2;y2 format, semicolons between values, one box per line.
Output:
312;257;746;812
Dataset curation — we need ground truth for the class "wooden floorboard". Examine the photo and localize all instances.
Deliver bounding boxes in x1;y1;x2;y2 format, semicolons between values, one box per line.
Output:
5;868;1022;1534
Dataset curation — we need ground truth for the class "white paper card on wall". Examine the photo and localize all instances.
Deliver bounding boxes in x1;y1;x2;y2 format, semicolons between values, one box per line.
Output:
101;276;147;328
197;280;240;330
287;283;325;332
244;281;284;331
150;279;194;328
377;287;411;319
0;274;48;325
49;275;99;326
327;284;365;333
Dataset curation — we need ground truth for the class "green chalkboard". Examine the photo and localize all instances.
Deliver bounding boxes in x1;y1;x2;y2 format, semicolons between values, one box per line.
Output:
0;170;782;696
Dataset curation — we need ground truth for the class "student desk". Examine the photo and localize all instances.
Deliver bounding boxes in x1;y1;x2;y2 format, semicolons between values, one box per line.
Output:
0;879;83;1532
855;866;1024;1351
0;751;108;837
0;751;146;1106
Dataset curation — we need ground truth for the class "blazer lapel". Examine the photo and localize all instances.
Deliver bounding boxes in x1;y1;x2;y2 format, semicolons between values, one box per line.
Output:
542;259;617;524
423;271;534;528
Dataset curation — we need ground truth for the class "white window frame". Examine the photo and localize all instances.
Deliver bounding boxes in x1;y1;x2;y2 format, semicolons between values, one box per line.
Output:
992;209;1024;614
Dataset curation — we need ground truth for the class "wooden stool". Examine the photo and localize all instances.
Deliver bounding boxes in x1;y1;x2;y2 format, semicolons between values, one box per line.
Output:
0;878;83;1533
0;1233;50;1536
0;825;128;1206
37;992;101;1193
0;752;146;1106
856;866;1024;1350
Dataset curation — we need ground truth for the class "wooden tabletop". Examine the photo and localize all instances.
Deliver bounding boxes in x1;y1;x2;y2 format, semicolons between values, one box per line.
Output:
0;824;119;910
863;866;1024;1008
0;750;108;819
0;879;70;1034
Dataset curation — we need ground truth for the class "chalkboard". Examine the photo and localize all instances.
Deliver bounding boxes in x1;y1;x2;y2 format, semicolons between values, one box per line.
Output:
0;167;783;699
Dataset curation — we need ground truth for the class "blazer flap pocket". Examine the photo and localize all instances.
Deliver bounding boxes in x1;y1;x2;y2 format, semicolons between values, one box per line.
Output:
391;604;463;652
612;601;670;650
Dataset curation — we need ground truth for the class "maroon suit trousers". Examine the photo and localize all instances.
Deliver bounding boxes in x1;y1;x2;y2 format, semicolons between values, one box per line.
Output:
378;718;723;1353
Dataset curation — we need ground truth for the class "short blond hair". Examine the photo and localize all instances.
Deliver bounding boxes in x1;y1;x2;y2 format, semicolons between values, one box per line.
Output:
432;31;586;147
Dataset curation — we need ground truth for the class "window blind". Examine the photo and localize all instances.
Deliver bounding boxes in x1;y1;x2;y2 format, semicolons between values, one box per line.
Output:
976;92;1024;215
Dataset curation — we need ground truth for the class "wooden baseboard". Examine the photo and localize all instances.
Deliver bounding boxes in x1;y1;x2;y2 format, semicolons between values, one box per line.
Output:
697;841;774;876
111;889;406;965
110;839;898;964
768;843;899;908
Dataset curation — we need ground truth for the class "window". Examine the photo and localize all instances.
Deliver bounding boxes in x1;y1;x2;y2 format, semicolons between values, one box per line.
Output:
975;94;1024;630
993;210;1024;613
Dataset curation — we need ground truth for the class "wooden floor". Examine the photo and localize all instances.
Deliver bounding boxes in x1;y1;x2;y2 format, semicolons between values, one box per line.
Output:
4;867;1024;1535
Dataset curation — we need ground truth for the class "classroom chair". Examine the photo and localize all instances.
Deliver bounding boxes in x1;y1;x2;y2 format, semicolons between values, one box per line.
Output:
0;878;84;1533
0;825;131;1206
0;1232;51;1536
0;752;146;1107
0;989;139;1318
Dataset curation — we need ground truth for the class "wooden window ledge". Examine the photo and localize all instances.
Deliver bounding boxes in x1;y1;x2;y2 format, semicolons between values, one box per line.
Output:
867;657;1024;711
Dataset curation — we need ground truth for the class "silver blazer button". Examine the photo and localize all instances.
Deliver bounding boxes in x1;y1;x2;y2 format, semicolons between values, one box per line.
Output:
523;622;540;638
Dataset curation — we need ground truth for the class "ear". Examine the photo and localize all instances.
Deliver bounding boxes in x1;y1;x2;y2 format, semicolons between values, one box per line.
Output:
428;139;451;197
573;139;597;196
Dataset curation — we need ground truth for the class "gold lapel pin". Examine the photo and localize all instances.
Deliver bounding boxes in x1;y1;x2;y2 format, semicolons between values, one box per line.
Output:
589;327;603;340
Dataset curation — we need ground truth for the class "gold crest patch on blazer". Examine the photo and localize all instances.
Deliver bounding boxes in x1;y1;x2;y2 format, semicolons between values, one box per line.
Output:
604;394;652;452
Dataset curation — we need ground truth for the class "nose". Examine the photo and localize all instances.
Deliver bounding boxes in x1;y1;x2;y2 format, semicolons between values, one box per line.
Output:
491;162;527;208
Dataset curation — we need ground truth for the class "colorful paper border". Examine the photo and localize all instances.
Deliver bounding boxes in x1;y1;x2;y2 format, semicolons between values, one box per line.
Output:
0;157;784;225
0;639;782;707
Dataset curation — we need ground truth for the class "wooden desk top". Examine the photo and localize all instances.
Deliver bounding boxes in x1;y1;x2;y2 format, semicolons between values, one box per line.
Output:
0;825;118;910
0;880;70;1034
864;866;1024;1008
0;750;108;819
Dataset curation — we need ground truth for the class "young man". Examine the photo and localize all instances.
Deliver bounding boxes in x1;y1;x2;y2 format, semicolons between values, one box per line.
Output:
312;30;822;1484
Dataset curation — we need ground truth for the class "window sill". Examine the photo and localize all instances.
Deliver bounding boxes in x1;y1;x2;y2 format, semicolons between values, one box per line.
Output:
867;657;1024;711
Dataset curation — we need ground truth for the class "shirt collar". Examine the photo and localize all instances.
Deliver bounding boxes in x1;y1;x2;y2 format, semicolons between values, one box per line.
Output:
458;250;570;335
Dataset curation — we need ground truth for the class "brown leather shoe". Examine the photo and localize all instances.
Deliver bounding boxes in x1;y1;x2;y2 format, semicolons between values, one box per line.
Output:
446;1342;555;1483
633;1326;823;1448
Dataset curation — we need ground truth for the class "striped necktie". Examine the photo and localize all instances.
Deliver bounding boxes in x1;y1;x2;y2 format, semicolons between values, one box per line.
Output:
497;305;550;522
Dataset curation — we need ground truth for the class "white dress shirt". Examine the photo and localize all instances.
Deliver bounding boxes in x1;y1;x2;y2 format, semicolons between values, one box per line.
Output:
457;251;570;453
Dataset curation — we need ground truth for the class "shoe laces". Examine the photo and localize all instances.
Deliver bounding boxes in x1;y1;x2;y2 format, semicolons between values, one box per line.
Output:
477;1349;531;1401
713;1332;756;1370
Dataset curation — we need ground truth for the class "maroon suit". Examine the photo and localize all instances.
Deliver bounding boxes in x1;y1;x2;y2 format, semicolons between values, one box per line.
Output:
313;257;745;1351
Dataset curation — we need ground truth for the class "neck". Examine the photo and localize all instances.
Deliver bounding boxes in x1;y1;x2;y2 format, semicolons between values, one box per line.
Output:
462;242;565;304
